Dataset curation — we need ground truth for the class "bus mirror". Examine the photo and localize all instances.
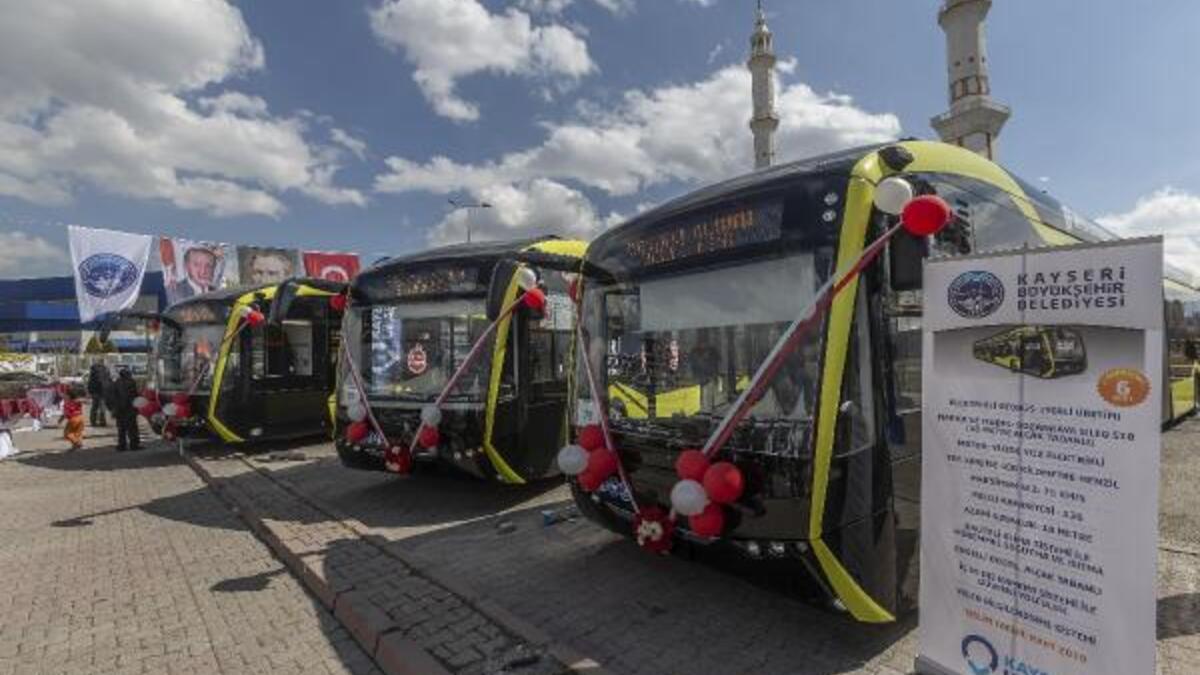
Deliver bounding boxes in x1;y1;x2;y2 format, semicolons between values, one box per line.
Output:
889;232;927;291
487;260;520;320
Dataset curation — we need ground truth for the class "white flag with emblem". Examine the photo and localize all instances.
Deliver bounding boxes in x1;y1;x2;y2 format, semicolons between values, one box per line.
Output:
69;225;153;324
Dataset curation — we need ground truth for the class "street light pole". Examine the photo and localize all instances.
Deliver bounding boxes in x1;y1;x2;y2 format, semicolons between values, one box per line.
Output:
447;199;493;244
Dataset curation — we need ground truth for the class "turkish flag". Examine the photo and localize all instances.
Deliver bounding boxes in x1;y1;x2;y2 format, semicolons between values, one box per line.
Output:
303;252;360;283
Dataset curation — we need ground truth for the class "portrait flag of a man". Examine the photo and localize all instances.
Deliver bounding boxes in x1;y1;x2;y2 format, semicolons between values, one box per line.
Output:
238;246;302;287
303;251;361;283
68;225;153;324
160;238;235;306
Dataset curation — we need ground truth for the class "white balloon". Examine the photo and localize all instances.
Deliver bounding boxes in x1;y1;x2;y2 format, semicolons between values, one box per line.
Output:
874;176;914;216
421;405;442;427
515;267;538;291
132;397;149;409
670;479;709;516
162;403;178;417
347;402;368;423
343;387;361;404
556;444;588;476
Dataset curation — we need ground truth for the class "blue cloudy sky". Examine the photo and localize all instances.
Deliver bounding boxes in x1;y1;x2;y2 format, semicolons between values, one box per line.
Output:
1;0;1198;279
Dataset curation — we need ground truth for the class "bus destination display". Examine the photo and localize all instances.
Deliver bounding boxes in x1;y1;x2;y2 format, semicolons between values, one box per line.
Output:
369;265;483;299
620;200;784;270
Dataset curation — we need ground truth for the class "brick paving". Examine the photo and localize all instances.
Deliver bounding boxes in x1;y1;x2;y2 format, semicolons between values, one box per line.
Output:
4;408;1199;674
188;448;579;675
0;415;379;675
234;418;1200;675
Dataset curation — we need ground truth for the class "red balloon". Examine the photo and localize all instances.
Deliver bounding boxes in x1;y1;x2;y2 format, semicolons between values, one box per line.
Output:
586;446;619;481
385;446;412;474
689;503;725;538
417;425;440;449
172;393;190;406
345;421;370;444
522;287;546;312
577;424;604;452
244;309;266;327
329;294;348;312
703;462;744;504
173;404;191;420
901;194;952;237
568;277;581;303
675;449;710;482
577;468;604;492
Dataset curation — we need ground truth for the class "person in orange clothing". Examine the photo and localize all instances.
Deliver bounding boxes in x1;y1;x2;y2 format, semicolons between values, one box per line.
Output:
61;392;85;451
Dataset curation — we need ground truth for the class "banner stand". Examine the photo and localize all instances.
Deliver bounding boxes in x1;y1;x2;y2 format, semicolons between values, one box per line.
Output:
913;655;958;675
915;237;1163;675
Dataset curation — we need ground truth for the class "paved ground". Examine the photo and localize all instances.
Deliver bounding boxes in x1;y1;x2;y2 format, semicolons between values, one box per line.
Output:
0;415;379;675
1161;416;1200;551
3;411;1199;674
187;447;579;675
230;417;1200;675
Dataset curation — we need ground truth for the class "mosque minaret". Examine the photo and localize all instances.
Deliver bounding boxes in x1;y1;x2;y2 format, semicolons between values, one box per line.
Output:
748;1;779;170
930;0;1010;159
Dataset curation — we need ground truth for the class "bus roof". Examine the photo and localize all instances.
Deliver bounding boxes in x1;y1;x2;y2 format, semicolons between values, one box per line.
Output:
165;277;339;310
588;140;1199;291
606;143;882;240
365;236;561;273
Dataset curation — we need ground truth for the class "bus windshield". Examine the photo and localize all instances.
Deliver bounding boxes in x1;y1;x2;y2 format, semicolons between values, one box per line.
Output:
586;252;824;431
157;322;226;392
362;299;498;402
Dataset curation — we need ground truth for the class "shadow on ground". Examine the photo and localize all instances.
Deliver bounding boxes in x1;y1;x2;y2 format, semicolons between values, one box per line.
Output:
19;428;1200;674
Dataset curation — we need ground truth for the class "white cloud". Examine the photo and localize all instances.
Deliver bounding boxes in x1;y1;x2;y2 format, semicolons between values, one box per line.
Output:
429;178;621;245
519;0;576;14
0;0;365;217
707;42;726;65
0;230;69;279
590;0;636;13
331;128;369;160
378;64;899;243
369;0;595;122
1097;187;1200;285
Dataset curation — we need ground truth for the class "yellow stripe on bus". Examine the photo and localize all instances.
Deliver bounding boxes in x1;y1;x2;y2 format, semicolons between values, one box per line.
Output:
482;273;528;484
208;287;278;443
808;149;895;623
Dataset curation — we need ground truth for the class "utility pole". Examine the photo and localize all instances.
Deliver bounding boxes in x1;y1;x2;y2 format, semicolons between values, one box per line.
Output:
447;199;493;244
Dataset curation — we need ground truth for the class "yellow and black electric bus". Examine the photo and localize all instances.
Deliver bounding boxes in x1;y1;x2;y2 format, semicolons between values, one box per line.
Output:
569;140;1200;623
972;325;1087;379
335;237;586;482
151;278;346;443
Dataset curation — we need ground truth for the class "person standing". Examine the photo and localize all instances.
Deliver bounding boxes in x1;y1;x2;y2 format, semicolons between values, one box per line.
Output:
86;362;110;427
61;391;85;451
112;368;141;452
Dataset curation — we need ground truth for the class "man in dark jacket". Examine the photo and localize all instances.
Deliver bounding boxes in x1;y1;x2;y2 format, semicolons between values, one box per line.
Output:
112;368;141;452
86;363;110;427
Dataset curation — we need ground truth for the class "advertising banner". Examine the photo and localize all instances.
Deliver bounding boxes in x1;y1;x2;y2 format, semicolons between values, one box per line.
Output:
68;225;153;324
238;246;302;287
303;251;360;283
916;238;1162;675
159;238;237;306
